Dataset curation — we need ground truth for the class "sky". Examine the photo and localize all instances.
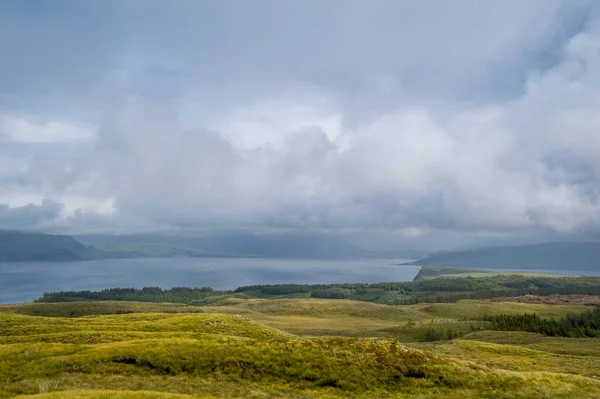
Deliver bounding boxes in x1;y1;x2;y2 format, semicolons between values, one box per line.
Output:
1;0;600;250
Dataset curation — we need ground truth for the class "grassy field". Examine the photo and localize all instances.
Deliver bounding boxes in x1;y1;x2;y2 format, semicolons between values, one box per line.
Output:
412;333;600;378
413;266;571;280
1;297;599;398
14;391;211;399
2;299;589;340
0;301;204;318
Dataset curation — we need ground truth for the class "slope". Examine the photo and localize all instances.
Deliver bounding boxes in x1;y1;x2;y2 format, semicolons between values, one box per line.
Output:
408;241;600;272
0;231;104;262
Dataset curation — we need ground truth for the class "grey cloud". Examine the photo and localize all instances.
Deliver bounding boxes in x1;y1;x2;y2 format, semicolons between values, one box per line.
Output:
0;0;587;111
1;1;600;249
0;200;63;230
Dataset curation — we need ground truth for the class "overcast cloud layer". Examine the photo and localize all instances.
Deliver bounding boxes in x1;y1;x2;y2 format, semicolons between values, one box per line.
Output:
1;0;600;249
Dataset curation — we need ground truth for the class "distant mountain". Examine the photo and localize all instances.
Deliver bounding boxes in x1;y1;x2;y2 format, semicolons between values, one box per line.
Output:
0;230;105;261
406;241;600;272
0;229;392;262
77;231;369;259
364;248;429;260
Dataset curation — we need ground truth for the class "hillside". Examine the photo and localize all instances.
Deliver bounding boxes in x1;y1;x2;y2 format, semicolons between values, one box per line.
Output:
412;265;569;280
0;230;369;262
407;241;600;272
3;273;600;398
77;231;368;259
0;297;599;398
34;274;600;306
0;231;104;262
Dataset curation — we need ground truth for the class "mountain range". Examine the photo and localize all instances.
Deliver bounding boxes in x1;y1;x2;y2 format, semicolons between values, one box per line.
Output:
407;241;600;272
0;230;375;261
0;230;104;261
76;231;369;259
3;230;599;272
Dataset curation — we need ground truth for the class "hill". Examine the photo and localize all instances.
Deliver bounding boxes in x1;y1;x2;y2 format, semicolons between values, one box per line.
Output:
0;230;369;262
0;298;599;398
412;265;570;280
0;231;104;262
3;273;600;398
77;231;368;259
34;274;600;306
407;241;600;272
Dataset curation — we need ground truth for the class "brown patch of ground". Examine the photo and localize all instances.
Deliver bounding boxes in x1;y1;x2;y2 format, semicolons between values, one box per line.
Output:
494;295;600;306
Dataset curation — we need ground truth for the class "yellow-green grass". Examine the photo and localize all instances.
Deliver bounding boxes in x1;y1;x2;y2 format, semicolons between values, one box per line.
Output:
1;308;599;398
205;298;589;320
1;322;599;398
0;312;290;341
408;300;588;319
14;390;208;399
2;299;589;342
201;298;588;339
0;299;480;342
461;330;600;357
4;298;588;319
0;302;205;318
410;338;600;378
9;372;600;399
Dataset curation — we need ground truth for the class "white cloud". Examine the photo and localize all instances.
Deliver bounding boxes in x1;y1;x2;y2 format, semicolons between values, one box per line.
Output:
214;100;342;151
0;115;94;143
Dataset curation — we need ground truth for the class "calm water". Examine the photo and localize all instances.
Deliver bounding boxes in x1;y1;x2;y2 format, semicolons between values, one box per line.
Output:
0;257;419;304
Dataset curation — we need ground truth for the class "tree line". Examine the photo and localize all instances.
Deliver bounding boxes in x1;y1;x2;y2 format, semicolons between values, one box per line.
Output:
481;308;600;338
423;308;600;342
37;275;600;306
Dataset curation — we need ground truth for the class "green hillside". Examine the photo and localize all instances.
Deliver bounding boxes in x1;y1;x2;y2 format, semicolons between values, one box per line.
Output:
412;266;570;280
35;273;600;305
77;232;368;259
3;272;600;398
0;231;105;262
0;230;371;261
1;299;599;399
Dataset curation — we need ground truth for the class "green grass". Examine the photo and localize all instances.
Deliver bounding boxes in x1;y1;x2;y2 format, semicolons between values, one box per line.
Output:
414;266;570;280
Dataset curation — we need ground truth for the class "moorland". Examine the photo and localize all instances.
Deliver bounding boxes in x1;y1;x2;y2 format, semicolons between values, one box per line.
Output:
1;267;599;399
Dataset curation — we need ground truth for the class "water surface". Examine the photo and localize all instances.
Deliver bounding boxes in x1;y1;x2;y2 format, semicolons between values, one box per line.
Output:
0;257;418;304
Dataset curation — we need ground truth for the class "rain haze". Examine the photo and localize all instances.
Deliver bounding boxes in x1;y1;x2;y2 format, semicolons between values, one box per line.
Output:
1;0;600;251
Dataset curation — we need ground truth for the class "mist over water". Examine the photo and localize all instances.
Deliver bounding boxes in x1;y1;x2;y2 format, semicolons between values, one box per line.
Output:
0;258;419;304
